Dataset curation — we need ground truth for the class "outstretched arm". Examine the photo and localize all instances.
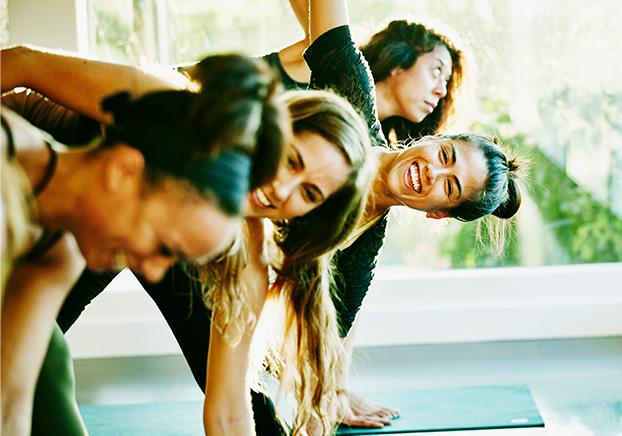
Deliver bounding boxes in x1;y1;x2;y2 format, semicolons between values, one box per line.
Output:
1;45;189;123
1;233;85;436
203;219;268;436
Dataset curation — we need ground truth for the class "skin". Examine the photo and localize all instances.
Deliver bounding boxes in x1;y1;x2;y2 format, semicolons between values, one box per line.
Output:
245;131;350;220
274;36;453;125
1;45;356;435
373;136;489;218
0;107;238;435
2;38;480;434
375;45;453;123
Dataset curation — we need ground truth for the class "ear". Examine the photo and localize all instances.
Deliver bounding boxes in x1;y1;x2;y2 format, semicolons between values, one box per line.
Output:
426;210;450;220
390;67;404;77
103;145;146;194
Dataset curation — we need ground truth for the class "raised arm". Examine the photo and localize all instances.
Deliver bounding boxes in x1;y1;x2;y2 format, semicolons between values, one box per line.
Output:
290;0;349;43
1;45;189;123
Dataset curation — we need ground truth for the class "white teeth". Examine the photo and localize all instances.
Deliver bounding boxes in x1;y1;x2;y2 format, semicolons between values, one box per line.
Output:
256;189;272;207
408;163;421;192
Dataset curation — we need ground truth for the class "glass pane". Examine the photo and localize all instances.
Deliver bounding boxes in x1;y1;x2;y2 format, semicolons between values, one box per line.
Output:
86;0;622;269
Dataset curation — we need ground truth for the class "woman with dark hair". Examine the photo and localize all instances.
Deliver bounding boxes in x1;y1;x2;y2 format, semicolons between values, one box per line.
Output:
3;2;522;432
263;12;470;142
281;0;522;430
0;53;289;436
2;42;377;434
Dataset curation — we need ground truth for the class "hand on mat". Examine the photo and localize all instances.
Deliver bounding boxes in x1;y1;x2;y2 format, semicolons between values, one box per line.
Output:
340;391;400;428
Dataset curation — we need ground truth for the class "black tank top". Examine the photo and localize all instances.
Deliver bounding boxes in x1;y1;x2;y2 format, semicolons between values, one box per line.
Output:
1;113;63;260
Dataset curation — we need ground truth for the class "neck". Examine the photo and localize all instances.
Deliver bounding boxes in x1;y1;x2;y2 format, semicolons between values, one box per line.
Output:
374;80;394;122
32;148;91;231
366;149;401;217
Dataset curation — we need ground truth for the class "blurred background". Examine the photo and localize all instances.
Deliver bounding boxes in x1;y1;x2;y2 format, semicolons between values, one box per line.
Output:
42;0;622;270
3;0;621;350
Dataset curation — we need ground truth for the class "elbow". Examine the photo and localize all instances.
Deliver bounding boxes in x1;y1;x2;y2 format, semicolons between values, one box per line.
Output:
203;406;254;436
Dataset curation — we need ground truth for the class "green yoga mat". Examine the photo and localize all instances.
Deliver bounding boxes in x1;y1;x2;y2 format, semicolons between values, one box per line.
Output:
337;385;544;434
80;385;543;435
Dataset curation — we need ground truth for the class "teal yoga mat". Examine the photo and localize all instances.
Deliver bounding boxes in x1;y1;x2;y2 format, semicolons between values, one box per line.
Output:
80;401;203;436
337;385;544;434
80;385;543;435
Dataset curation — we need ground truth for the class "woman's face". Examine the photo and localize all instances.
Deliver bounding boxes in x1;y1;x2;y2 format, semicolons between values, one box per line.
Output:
385;44;453;123
244;131;350;220
75;154;238;282
384;136;488;216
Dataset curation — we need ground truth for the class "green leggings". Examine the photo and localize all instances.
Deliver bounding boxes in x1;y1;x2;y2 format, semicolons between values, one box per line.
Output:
32;323;87;436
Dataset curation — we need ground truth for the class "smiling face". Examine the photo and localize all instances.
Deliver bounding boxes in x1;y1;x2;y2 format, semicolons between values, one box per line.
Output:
383;136;488;216
384;45;453;123
74;147;238;283
244;130;350;220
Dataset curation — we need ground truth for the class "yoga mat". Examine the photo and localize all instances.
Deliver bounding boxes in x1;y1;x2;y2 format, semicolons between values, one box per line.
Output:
80;385;543;435
80;401;203;436
337;385;544;434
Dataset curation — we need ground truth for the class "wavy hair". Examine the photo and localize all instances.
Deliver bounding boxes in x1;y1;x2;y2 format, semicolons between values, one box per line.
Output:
361;19;471;142
195;89;376;434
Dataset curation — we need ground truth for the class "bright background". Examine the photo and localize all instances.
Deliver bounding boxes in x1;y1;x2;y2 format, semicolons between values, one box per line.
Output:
3;0;621;355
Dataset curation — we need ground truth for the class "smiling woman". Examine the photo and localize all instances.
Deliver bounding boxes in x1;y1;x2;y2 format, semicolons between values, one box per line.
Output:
0;51;289;436
372;134;514;220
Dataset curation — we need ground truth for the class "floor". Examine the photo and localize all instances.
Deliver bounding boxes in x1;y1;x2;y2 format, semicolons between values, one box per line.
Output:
74;337;622;436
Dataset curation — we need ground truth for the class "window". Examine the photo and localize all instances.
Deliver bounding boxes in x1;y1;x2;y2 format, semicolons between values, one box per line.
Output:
87;0;622;271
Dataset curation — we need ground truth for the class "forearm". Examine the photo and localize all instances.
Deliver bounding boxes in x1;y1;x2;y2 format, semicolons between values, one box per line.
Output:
308;0;349;43
204;320;256;436
1;45;188;122
1;236;84;436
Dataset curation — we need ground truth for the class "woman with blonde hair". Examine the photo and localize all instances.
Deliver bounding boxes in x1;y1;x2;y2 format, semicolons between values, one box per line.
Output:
3;38;376;434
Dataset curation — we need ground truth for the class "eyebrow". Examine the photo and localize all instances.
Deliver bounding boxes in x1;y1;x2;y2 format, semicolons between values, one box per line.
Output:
450;143;463;199
292;144;326;201
292;144;305;170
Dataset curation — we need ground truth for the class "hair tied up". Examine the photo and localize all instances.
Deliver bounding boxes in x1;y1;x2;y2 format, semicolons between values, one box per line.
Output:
101;91;133;123
492;177;521;219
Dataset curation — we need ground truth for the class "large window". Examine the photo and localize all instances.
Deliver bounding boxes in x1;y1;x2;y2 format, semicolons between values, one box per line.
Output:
87;0;622;270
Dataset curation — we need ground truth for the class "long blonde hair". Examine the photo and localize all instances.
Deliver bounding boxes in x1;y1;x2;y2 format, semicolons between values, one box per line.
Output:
194;89;376;434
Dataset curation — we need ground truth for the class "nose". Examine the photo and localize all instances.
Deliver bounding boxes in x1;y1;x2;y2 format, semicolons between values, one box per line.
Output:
271;169;300;202
133;256;174;283
425;162;450;185
433;77;447;99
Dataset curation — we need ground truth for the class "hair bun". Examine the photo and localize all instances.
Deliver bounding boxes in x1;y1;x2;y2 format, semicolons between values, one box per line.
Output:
492;178;521;219
101;91;133;122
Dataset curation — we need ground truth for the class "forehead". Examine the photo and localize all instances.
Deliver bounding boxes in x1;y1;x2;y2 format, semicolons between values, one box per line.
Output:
451;140;488;197
416;45;453;71
291;131;350;195
149;186;236;261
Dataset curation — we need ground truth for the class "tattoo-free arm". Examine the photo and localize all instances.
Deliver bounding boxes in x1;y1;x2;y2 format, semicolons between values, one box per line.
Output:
1;234;85;436
1;45;189;123
203;219;267;436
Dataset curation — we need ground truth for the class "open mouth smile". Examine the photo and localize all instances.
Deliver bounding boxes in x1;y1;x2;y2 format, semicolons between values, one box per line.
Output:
406;161;422;193
252;188;275;209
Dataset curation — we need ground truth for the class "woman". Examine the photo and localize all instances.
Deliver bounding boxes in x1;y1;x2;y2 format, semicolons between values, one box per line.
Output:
263;13;470;143
7;7;520;433
2;44;376;434
0;53;288;436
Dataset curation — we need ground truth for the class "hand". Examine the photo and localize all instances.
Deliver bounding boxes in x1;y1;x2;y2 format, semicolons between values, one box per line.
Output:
340;390;399;428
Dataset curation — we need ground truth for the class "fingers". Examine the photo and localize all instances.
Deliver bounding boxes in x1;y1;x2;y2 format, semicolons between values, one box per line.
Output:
342;414;391;428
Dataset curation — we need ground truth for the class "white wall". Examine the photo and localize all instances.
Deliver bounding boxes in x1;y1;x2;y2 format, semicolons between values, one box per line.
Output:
65;263;622;358
6;0;87;52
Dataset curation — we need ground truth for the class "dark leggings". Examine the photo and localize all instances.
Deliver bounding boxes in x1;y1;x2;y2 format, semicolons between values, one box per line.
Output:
56;265;288;435
32;324;87;436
